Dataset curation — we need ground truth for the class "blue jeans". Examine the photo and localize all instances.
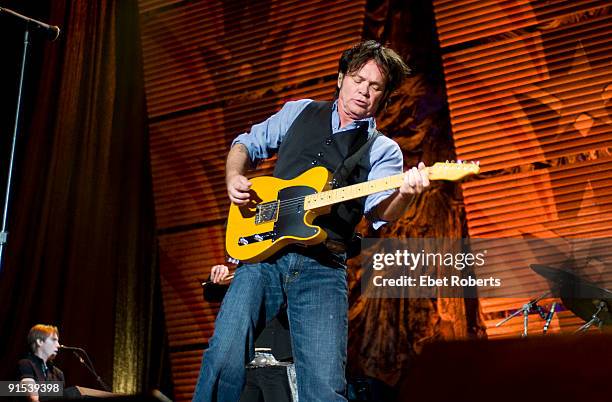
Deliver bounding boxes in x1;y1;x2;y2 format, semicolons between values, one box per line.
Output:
192;252;348;402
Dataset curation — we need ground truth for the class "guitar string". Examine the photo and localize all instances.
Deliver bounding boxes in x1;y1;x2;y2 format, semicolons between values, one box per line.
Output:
258;196;365;219
256;192;361;216
252;166;472;220
256;181;386;212
256;187;389;221
256;186;393;220
254;166;469;213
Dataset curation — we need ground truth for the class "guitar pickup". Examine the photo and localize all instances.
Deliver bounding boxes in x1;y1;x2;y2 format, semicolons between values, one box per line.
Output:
238;231;277;246
255;201;280;224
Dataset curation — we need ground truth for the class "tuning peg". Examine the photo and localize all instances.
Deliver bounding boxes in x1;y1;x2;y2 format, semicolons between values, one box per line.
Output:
457;159;462;164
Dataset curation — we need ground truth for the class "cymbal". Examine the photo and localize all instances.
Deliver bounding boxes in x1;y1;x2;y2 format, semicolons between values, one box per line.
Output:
530;264;612;299
530;264;612;325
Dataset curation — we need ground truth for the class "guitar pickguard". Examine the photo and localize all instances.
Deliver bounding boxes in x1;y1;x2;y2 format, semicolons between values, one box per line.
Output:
274;186;319;239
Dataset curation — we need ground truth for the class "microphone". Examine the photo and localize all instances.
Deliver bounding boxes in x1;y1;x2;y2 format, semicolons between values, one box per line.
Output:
0;7;60;41
59;344;85;351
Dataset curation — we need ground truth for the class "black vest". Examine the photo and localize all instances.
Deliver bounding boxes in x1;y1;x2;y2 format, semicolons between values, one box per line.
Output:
273;101;376;243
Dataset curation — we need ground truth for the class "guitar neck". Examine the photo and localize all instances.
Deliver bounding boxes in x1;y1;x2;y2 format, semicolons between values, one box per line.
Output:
302;162;479;210
303;171;410;210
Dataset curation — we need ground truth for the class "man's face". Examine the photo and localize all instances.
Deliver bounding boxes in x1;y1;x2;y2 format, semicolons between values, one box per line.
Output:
337;59;386;121
37;333;60;360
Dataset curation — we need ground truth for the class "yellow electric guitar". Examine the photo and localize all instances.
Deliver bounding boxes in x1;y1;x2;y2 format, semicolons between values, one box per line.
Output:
226;162;480;262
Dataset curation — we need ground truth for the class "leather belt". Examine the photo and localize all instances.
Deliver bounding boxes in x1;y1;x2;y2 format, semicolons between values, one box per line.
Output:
282;239;349;269
323;239;348;254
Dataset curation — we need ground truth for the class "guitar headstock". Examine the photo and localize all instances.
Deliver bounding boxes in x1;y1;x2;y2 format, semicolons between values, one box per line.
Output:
427;161;480;181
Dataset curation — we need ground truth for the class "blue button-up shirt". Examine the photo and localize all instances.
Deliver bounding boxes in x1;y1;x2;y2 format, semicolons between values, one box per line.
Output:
232;99;403;228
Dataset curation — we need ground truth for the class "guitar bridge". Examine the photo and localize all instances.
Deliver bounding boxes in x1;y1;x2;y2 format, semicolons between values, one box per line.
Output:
238;231;277;246
255;201;279;224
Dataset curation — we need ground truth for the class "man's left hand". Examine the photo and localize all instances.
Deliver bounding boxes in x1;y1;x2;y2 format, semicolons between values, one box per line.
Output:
399;162;430;196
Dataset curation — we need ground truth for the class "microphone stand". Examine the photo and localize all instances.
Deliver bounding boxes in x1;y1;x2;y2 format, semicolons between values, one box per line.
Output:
0;26;30;273
66;347;111;392
0;7;59;272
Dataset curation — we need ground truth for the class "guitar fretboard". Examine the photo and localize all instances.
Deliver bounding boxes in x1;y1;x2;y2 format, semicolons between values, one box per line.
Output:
302;162;478;210
303;172;406;210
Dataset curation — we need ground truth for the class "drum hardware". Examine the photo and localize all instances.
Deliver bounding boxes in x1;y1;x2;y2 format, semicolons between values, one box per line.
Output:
572;299;609;334
495;292;551;337
542;302;557;334
200;274;234;287
530;264;612;334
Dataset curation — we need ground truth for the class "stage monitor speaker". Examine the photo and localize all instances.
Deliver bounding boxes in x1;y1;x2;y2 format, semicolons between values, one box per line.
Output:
401;334;612;402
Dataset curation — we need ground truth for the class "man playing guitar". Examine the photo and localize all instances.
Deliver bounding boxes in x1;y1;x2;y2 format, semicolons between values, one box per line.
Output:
192;40;429;402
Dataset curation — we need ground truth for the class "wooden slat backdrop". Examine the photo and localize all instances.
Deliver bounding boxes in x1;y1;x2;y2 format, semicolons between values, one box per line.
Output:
434;0;609;47
169;350;204;402
138;0;366;399
433;0;612;338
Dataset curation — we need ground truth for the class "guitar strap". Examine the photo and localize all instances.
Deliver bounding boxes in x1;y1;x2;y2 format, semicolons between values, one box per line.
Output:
329;130;381;258
331;130;382;187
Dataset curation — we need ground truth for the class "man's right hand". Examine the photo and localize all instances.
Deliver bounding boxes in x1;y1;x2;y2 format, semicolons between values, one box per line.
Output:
226;174;252;205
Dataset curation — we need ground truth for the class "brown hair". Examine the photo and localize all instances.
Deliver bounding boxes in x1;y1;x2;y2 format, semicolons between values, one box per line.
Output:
335;40;411;108
27;324;58;353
